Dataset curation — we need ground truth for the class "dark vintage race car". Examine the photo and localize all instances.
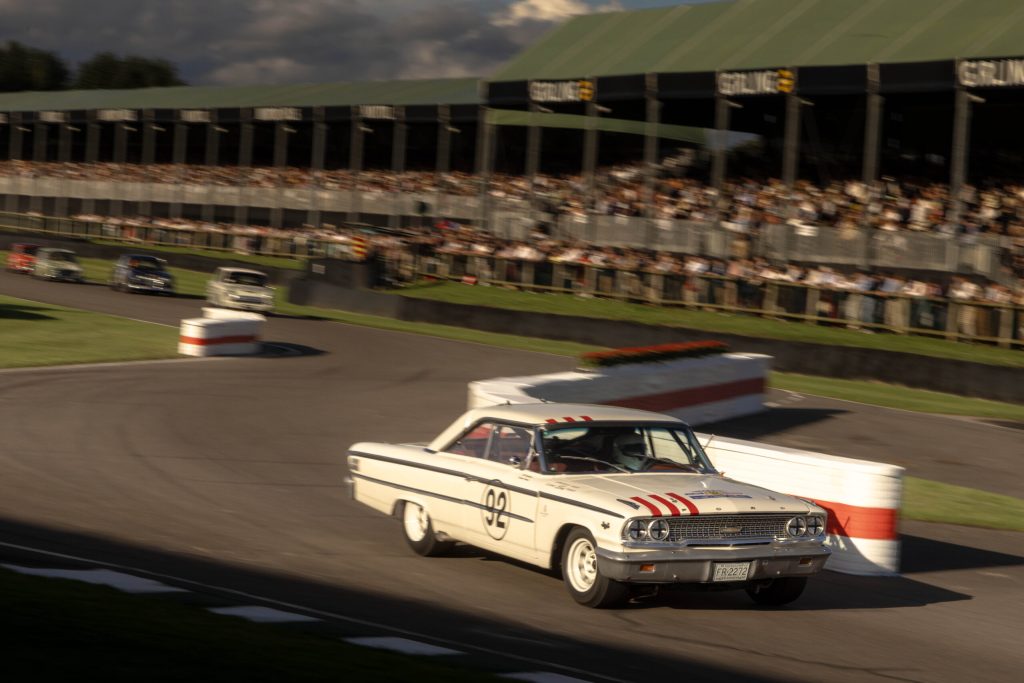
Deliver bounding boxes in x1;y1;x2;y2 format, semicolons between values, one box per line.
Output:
108;254;175;294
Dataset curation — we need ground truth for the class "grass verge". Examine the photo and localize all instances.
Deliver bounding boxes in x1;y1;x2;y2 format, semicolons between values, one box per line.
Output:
0;294;178;368
1;567;493;682
770;372;1024;421
903;477;1024;531
394;281;1024;368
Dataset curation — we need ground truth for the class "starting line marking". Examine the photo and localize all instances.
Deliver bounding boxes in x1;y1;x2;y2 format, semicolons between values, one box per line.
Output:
344;636;462;656
1;564;187;594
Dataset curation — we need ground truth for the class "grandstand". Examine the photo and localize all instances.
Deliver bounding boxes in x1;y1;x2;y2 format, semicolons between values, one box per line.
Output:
0;0;1023;284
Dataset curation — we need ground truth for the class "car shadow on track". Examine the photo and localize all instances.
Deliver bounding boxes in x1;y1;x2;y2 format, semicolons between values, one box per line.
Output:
0;517;789;683
900;533;1024;573
444;542;974;612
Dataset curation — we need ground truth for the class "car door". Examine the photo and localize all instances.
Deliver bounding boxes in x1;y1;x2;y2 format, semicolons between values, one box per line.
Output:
453;423;540;560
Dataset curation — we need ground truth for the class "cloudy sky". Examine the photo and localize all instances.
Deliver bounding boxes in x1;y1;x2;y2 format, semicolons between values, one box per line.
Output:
0;0;710;85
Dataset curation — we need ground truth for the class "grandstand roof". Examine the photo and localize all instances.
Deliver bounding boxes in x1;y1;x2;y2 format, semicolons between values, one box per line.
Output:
492;0;1024;82
0;78;480;112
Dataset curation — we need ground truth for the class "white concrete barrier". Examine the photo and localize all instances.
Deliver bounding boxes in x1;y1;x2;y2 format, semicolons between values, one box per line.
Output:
699;435;903;575
178;309;265;357
468;364;904;575
469;353;770;426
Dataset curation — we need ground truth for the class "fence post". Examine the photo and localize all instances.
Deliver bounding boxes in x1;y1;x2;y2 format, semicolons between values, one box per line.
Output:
763;282;779;316
583;266;597;296
997;304;1013;349
945;302;958;341
805;286;820;321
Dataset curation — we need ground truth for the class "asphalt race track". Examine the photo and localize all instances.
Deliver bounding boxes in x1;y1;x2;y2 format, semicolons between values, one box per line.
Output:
2;269;1023;682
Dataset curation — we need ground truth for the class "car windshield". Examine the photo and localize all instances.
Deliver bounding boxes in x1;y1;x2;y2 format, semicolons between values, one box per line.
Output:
130;258;163;270
226;272;267;286
538;423;716;475
50;251;77;263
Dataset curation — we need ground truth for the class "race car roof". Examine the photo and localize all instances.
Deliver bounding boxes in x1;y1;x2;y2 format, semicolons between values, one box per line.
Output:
428;403;684;452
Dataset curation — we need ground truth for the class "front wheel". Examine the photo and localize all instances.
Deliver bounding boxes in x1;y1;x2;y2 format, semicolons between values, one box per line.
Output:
400;501;453;557
745;577;807;606
561;528;629;608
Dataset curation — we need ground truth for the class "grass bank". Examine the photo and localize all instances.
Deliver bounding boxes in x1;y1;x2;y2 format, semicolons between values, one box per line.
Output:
0;294;178;368
903;477;1024;531
394;281;1024;368
1;567;493;682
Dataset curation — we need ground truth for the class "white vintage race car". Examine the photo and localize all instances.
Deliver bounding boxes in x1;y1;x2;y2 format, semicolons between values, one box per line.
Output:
347;403;830;608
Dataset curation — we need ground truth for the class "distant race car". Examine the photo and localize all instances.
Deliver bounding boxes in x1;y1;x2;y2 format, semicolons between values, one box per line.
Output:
206;266;275;313
5;243;40;273
33;248;85;283
109;254;175;294
347;403;831;608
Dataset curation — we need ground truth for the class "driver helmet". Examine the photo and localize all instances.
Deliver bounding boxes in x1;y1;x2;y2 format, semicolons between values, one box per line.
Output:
612;432;647;467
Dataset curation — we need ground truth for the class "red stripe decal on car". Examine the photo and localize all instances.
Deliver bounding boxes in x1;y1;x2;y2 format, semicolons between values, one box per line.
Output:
580;415;592;421
545;419;558;424
630;496;662;517
649;494;681;517
667;492;700;516
562;416;576;422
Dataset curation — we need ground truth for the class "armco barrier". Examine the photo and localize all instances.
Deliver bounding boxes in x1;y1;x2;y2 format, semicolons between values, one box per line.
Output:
178;308;264;357
469;353;770;426
468;369;904;575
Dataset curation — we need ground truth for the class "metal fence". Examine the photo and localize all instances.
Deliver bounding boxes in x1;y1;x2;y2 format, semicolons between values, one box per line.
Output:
396;251;1024;350
0;172;1016;281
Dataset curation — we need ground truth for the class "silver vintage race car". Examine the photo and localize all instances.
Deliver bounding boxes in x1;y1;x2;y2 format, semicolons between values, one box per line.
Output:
348;403;830;608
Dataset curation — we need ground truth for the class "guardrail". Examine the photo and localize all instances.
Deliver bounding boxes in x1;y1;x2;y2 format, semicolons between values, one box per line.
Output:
401;252;1024;349
0;211;352;261
1;174;1016;280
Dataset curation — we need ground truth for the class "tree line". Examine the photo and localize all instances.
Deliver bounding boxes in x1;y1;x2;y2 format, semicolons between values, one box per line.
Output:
0;41;184;92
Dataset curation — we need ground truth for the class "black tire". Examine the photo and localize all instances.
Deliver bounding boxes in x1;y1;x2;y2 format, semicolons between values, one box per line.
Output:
400;501;453;557
746;577;807;606
561;527;629;608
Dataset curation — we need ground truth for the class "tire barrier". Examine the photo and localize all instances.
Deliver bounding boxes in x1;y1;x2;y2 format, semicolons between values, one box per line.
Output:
178;308;264;357
467;363;904;575
468;353;770;427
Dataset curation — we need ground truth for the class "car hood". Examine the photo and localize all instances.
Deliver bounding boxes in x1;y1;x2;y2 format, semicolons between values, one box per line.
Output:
131;269;171;278
224;284;271;295
546;472;817;516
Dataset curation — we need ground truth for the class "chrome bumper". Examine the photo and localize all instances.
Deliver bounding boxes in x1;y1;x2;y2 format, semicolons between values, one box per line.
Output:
596;543;831;584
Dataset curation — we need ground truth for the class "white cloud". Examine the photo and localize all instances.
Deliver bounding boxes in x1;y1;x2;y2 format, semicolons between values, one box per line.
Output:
493;0;622;27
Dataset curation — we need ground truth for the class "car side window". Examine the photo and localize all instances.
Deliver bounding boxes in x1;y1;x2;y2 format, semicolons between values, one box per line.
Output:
487;425;531;464
447;423;495;459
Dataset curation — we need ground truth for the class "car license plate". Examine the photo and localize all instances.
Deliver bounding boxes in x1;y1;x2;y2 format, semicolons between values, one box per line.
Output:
712;562;751;582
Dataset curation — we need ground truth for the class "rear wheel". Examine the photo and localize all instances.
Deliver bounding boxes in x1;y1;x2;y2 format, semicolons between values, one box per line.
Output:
561;527;629;608
745;577;807;606
400;501;453;557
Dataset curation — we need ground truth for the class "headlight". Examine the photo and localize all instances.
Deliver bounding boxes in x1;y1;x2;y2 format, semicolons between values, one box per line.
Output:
647;518;671;541
807;515;825;537
786;516;808;537
626;519;647;541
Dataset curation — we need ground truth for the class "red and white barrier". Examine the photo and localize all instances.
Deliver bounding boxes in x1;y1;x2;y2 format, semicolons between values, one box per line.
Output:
178;309;264;357
469;353;770;426
468;360;904;575
699;435;903;575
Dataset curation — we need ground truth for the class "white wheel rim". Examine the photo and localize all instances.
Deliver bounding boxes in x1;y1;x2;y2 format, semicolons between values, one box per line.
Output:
403;503;429;542
566;537;598;592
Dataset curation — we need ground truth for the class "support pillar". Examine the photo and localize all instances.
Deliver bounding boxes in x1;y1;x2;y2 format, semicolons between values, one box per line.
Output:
390;106;406;231
434;104;452;227
308;106;326;229
234;110;253;227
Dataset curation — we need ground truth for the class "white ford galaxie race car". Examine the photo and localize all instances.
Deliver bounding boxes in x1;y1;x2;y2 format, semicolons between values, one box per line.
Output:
347;403;830;608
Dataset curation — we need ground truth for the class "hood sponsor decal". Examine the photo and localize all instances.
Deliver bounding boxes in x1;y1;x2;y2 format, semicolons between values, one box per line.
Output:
683;489;752;500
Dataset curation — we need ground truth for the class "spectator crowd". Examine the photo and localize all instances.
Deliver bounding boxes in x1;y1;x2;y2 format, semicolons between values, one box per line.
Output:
2;158;1023;343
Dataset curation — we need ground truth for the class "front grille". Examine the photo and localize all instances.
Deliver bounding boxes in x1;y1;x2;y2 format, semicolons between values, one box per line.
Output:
666;514;791;541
